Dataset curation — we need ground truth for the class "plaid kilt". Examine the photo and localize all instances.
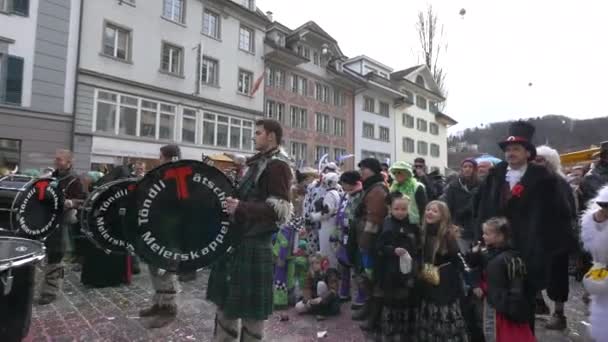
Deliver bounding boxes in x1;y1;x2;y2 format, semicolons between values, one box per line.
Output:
207;235;274;320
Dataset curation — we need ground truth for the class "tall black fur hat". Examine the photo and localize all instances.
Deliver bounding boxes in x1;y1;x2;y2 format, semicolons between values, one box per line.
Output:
498;121;537;159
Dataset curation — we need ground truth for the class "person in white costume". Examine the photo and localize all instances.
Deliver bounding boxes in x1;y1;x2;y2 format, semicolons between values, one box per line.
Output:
310;172;342;268
580;184;608;342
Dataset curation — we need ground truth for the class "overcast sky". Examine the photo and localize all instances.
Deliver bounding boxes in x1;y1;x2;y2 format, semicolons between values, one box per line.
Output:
257;0;608;133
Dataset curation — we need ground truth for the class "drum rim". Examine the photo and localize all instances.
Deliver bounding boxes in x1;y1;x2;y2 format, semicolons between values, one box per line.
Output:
0;236;46;272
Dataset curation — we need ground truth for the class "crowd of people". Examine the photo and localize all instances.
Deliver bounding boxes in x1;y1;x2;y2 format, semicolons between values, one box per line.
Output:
272;121;608;342
6;118;608;342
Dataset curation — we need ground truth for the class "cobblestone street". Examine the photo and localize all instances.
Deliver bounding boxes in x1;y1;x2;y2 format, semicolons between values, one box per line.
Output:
24;265;593;342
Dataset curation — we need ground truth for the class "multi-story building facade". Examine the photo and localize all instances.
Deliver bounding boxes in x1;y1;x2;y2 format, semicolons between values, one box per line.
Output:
392;65;456;173
264;20;359;169
73;0;268;171
344;55;404;165
0;0;80;170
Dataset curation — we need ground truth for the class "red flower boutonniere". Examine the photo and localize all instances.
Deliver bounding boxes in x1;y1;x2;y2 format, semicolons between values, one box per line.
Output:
512;184;525;198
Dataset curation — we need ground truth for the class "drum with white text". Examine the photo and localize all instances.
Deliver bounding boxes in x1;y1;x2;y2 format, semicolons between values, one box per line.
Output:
81;178;138;255
124;160;237;272
11;178;64;240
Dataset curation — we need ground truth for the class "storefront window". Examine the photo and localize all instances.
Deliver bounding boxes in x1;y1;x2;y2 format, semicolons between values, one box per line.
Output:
182;108;197;143
140;100;158;138
0;138;20;176
119;97;137;136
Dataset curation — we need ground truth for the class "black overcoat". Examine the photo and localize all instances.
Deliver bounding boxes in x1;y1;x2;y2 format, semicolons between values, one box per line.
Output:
474;161;575;290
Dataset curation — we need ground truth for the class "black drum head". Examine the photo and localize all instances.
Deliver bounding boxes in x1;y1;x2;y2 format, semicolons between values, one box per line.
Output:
81;179;137;255
125;160;237;272
11;178;64;240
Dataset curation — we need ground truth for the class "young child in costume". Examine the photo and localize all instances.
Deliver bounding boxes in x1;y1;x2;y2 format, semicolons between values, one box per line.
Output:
295;253;340;320
580;185;608;342
272;215;305;308
469;217;535;342
374;192;422;340
310;172;342;268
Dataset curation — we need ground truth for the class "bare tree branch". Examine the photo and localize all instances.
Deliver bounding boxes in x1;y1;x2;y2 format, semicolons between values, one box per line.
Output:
416;5;448;110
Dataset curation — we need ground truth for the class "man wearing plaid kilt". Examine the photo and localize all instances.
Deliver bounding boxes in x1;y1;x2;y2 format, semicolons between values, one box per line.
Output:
207;119;293;341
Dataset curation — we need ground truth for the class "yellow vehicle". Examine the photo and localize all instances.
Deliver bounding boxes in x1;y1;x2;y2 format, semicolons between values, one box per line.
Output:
560;146;600;167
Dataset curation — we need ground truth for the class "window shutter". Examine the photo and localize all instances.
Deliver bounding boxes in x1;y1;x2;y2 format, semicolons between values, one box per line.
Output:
12;0;30;16
6;56;24;105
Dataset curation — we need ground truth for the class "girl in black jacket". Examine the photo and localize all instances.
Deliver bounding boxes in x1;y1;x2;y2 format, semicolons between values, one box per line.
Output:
469;217;535;342
374;192;422;341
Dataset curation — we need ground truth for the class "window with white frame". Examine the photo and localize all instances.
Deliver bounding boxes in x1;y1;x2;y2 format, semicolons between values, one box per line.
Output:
430;122;439;135
298;76;308;96
202;9;220;39
274;69;285;88
315;83;322;101
379;126;390;142
430;143;440;157
265;100;285;123
315;113;330;134
290;141;307;162
364;96;375;112
237;69;253;95
94;90;175;141
333;88;343;107
265;67;274;87
239;25;254;52
379;101;389;116
161;42;183;75
95;91;117;133
1;0;29;15
322;85;330;103
362;122;374;139
242;121;253;150
403;113;414;128
182;108;197;143
163;0;184;23
229;118;242;149
402;137;415;153
290;106;307;129
103;23;130;60
159;103;176;140
416;95;428;110
118;95;138;136
290;74;307;95
140;100;157;138
417;141;428;155
315;145;329;162
333;118;345;137
201;56;218;85
417;118;427;132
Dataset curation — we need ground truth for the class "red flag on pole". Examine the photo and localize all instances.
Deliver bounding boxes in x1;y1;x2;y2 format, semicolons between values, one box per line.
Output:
251;73;264;96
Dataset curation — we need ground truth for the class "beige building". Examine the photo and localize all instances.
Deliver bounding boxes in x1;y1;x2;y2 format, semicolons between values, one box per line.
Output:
392;65;456;173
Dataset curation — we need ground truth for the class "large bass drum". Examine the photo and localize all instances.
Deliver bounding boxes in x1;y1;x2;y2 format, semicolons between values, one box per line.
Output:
10;177;64;240
80;178;137;255
123;160;238;273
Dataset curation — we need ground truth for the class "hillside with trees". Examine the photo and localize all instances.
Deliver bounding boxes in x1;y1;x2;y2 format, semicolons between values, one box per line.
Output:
449;115;608;157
